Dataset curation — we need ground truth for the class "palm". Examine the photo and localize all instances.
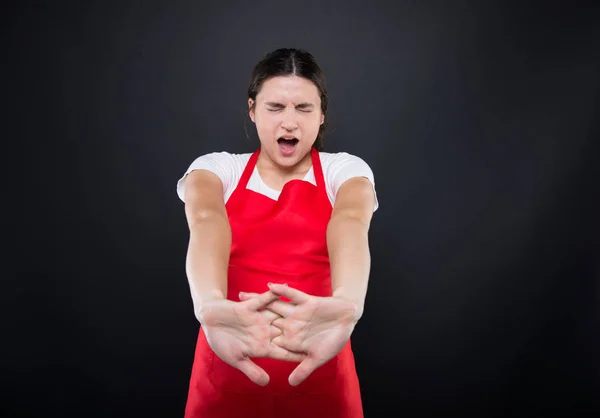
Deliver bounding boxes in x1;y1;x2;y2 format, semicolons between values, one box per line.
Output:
198;291;306;386
243;283;359;386
202;300;272;361
279;297;355;362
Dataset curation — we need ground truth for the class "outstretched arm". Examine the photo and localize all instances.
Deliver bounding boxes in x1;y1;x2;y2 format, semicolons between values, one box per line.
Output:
183;169;231;322
327;177;376;321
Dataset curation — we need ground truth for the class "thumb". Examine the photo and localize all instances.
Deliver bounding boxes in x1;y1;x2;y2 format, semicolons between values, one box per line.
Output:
288;357;322;386
237;358;270;386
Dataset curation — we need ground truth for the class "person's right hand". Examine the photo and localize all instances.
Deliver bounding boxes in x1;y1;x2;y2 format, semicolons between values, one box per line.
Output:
200;290;306;386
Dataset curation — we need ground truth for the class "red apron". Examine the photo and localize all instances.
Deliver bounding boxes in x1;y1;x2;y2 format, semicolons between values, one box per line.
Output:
184;147;363;418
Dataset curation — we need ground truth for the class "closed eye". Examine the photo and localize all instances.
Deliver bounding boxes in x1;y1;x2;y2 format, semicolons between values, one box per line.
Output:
267;107;311;113
265;102;315;113
296;104;314;112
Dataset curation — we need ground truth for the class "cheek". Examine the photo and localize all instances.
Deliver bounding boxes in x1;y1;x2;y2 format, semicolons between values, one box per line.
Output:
304;114;322;130
256;113;278;131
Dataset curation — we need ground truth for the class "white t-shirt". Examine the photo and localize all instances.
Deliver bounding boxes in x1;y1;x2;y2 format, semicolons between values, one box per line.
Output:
176;151;379;211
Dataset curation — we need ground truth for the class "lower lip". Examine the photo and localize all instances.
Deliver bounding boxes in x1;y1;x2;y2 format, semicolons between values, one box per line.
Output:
278;141;297;157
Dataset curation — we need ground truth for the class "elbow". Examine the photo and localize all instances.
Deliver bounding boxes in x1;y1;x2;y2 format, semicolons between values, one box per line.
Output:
186;207;229;231
329;209;371;230
327;212;371;246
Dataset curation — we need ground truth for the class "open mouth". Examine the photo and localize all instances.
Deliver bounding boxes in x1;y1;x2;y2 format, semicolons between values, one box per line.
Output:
277;137;299;156
277;137;299;146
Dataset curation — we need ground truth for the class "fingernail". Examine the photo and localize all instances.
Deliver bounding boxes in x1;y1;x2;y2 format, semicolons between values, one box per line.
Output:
239;292;244;297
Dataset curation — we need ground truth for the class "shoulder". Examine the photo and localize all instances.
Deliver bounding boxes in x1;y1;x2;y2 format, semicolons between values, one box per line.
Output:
319;151;372;165
176;151;252;202
318;151;375;178
318;151;379;211
181;151;252;178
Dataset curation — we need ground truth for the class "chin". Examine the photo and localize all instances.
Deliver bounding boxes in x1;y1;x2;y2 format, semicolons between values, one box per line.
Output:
272;152;302;167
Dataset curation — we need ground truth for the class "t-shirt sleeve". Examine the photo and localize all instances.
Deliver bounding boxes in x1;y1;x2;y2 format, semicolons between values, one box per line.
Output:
176;152;239;203
324;152;379;212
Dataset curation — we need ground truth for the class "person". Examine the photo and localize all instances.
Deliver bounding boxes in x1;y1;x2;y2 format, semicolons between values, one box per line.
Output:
176;48;379;418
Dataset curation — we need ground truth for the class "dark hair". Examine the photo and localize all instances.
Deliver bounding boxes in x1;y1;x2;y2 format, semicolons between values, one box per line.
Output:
247;48;328;151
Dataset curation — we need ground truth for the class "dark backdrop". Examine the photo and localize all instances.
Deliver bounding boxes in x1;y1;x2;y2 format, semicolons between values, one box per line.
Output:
6;1;600;417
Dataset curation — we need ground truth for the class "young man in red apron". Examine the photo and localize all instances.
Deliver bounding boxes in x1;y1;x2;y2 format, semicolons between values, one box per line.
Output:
179;48;376;418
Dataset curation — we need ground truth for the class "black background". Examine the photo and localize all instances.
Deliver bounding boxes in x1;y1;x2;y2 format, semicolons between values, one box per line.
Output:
6;1;600;417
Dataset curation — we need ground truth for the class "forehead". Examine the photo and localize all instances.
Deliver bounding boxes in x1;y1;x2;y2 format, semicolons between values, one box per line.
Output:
257;75;320;103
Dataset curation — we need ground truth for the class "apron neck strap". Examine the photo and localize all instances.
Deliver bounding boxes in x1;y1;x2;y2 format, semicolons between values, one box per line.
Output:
310;147;326;191
238;149;260;189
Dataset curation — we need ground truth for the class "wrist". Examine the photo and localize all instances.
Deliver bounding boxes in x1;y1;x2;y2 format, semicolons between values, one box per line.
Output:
332;289;364;323
194;289;226;325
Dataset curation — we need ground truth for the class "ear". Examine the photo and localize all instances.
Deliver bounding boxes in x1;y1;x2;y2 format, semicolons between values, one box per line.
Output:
320;113;325;125
248;99;255;123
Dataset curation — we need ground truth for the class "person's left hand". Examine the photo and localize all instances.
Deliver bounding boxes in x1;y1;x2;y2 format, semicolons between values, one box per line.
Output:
238;282;359;386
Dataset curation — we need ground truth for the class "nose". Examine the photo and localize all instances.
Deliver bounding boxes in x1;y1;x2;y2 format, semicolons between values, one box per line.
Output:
280;107;298;131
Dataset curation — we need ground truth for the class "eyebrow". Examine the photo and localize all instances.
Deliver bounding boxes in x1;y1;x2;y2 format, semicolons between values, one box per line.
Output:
265;101;315;109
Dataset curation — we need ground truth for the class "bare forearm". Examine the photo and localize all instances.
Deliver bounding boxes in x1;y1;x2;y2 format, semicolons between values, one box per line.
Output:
186;212;231;322
327;213;371;321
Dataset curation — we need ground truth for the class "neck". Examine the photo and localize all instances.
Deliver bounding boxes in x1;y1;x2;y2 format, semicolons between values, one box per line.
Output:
255;148;313;190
